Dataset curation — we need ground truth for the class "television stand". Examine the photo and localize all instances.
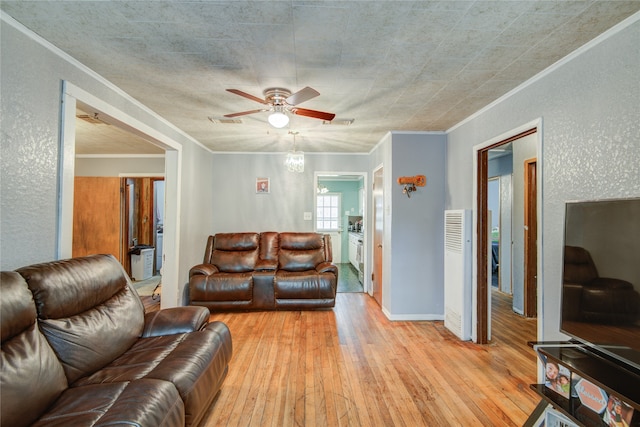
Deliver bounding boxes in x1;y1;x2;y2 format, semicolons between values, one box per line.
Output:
525;342;640;426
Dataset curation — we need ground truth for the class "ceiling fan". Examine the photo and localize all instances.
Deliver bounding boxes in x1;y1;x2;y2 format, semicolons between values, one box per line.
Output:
224;87;336;128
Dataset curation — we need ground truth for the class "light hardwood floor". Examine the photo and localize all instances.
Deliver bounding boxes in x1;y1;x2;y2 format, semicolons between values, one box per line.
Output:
199;290;540;426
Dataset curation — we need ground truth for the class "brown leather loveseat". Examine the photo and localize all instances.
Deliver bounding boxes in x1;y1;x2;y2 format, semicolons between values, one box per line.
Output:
1;254;232;427
189;232;338;311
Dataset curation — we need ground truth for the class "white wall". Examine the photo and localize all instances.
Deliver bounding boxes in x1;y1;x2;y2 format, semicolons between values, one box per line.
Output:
208;152;368;233
0;15;215;307
75;157;165;176
446;15;640;340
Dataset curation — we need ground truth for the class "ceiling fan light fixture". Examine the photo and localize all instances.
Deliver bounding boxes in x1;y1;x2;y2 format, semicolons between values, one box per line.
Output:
268;111;289;128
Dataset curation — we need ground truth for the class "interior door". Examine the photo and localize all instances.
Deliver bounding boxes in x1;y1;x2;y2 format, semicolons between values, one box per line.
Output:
373;167;384;306
524;158;538;317
73;177;121;261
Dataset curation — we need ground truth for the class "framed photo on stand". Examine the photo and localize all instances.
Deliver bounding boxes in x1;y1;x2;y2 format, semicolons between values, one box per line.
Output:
545;408;578;427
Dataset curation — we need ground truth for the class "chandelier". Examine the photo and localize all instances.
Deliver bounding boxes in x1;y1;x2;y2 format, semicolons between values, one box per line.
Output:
285;131;304;173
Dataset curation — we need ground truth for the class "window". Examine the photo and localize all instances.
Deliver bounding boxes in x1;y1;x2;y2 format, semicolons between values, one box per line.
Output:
316;193;341;231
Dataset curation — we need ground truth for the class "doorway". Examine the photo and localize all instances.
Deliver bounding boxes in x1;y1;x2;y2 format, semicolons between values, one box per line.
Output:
475;125;540;344
59;81;182;308
314;171;367;294
121;176;165;277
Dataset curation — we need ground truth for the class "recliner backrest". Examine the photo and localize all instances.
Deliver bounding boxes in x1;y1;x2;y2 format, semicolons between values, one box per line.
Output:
278;233;327;271
563;246;599;284
16;254;145;384
260;232;280;262
1;272;68;427
211;233;260;272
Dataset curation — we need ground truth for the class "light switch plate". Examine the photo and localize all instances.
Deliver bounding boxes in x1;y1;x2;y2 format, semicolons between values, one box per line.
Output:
303;212;312;220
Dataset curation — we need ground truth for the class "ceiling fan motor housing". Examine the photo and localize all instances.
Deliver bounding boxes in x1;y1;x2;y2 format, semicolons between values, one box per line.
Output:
263;88;292;106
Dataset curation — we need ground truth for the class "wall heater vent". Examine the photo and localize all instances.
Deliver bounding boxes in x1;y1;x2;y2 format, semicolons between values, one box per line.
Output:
444;209;472;341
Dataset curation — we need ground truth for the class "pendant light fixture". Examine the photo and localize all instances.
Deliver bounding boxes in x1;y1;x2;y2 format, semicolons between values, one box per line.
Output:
285;131;304;173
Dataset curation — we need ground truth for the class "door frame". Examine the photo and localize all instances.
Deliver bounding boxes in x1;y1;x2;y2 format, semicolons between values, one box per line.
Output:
472;118;543;343
372;164;384;305
523;158;538;317
59;81;183;308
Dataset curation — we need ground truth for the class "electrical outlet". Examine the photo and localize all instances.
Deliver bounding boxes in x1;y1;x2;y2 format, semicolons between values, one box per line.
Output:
303;212;312;220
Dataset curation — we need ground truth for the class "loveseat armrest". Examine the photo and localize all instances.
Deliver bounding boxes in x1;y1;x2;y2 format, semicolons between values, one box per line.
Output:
256;259;278;271
316;261;338;275
189;263;219;278
142;306;211;337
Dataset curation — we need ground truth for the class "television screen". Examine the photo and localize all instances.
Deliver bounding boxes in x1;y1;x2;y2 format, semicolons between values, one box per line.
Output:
561;198;640;371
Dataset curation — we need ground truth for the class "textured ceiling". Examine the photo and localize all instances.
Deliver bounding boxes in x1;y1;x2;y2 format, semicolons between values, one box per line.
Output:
3;1;639;154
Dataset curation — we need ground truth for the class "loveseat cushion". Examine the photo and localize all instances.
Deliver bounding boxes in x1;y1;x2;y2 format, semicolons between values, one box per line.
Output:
17;254;145;384
1;272;69;427
31;379;184;427
278;232;326;271
191;272;254;302
72;321;233;427
275;270;336;299
211;233;260;272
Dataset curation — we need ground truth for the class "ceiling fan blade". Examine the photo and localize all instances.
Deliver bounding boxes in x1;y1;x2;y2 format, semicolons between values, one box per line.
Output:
226;89;268;105
286;86;320;106
224;109;267;118
291;108;336;121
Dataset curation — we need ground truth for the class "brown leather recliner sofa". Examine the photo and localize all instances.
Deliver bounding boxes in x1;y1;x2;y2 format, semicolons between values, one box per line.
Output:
562;245;639;324
189;232;338;311
1;254;232;427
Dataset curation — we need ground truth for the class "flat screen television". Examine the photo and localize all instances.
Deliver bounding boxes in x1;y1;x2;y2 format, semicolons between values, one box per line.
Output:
561;197;640;372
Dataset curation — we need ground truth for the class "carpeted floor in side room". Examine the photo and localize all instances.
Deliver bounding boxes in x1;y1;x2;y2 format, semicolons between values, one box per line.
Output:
132;275;162;297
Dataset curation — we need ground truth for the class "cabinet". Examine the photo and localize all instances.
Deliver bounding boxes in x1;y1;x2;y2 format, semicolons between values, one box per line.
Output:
348;233;358;269
526;342;640;427
348;233;361;271
131;248;154;281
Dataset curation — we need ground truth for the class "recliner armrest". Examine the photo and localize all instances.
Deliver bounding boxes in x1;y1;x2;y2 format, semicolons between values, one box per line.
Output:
142;306;210;337
589;277;634;289
316;262;338;275
256;259;278;271
189;263;219;278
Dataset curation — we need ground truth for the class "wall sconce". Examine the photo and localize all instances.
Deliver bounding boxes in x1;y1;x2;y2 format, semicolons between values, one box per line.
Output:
397;175;426;198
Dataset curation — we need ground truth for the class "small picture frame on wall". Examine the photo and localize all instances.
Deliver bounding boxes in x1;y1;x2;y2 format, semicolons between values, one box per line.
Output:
256;177;270;194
